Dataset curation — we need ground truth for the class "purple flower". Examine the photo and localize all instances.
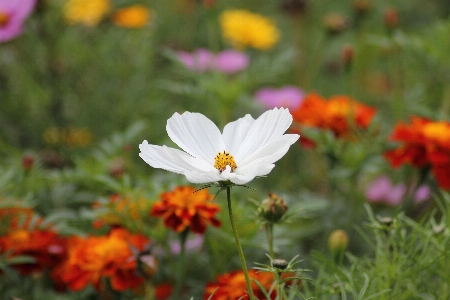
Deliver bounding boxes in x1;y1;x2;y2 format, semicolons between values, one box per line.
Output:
414;185;431;204
170;234;204;255
0;0;36;43
177;48;249;74
177;48;214;73
365;176;430;206
213;49;249;74
254;86;305;110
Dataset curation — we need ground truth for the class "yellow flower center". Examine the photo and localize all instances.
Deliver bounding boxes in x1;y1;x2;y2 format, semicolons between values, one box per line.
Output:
9;229;30;244
214;151;237;172
0;12;10;27
423;122;450;143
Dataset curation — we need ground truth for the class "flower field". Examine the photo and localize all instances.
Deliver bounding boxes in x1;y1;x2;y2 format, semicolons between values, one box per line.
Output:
1;0;450;299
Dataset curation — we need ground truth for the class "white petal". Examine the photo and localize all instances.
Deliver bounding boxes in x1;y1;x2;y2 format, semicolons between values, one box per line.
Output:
234;108;293;162
228;173;258;185
222;114;255;161
237;134;299;167
166;112;225;164
139;141;211;174
184;170;223;184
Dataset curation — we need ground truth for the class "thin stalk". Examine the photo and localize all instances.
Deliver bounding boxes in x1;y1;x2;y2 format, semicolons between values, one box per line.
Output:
266;223;274;258
171;229;189;300
226;186;256;300
276;271;283;300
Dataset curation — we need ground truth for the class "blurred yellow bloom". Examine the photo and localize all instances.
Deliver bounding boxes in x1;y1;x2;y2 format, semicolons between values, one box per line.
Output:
43;127;93;148
219;9;280;50
112;5;152;28
64;0;110;27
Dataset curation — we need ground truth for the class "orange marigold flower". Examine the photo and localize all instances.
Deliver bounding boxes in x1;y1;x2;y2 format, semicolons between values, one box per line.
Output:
155;283;173;300
93;194;150;229
291;92;376;140
0;206;36;232
151;186;221;234
0;206;66;275
51;228;149;292
112;5;152;28
204;269;275;300
384;117;450;190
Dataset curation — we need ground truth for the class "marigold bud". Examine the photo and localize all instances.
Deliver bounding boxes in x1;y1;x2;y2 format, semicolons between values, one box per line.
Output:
353;0;371;15
323;13;349;34
257;192;288;223
22;154;35;171
328;229;349;253
341;45;354;67
137;250;158;278
383;7;399;28
202;0;216;8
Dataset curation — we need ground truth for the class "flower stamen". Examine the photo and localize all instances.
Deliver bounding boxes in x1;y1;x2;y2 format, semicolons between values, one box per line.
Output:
0;12;10;27
214;151;237;172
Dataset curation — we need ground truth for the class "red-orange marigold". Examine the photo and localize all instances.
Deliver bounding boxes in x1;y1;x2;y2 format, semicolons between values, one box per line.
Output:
151;186;221;234
0;206;66;275
204;269;275;300
291;92;376;140
51;228;149;292
384;116;450;190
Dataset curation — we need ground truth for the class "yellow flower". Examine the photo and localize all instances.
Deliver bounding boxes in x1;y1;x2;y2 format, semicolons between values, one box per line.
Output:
112;5;152;28
64;0;110;27
43;127;93;147
219;9;280;50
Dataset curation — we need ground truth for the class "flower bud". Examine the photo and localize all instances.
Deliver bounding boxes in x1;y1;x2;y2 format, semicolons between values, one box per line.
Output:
22;154;35;171
202;0;216;8
328;229;349;253
341;45;354;67
383;7;399;29
137;250;158;278
353;0;371;15
272;259;289;270
257;192;288;223
323;13;349;35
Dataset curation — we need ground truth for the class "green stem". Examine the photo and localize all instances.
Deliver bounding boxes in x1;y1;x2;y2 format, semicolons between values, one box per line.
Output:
266;224;274;258
226;186;256;300
276;271;283;300
171;229;189;300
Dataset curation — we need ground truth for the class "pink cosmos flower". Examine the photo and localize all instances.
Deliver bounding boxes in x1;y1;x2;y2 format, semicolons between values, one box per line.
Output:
0;0;36;43
213;49;249;74
177;48;249;74
254;86;305;110
177;48;215;73
365;176;430;206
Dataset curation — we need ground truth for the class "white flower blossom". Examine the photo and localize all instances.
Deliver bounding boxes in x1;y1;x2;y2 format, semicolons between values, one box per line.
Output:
139;108;299;185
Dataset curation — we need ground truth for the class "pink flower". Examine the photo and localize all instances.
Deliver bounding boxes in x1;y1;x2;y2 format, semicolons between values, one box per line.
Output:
170;234;204;255
213;49;249;74
0;0;36;43
177;48;214;73
177;49;249;74
365;176;431;206
254;86;305;110
414;185;431;204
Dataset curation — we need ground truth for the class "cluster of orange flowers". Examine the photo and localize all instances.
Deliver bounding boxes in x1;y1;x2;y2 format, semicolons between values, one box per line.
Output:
291;92;377;145
52;228;150;292
92;194;149;229
64;0;152;28
204;269;278;299
151;186;221;234
0;207;66;275
384;117;450;190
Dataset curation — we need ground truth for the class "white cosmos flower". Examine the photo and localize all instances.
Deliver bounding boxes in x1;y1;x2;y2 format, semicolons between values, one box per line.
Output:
139;107;299;185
